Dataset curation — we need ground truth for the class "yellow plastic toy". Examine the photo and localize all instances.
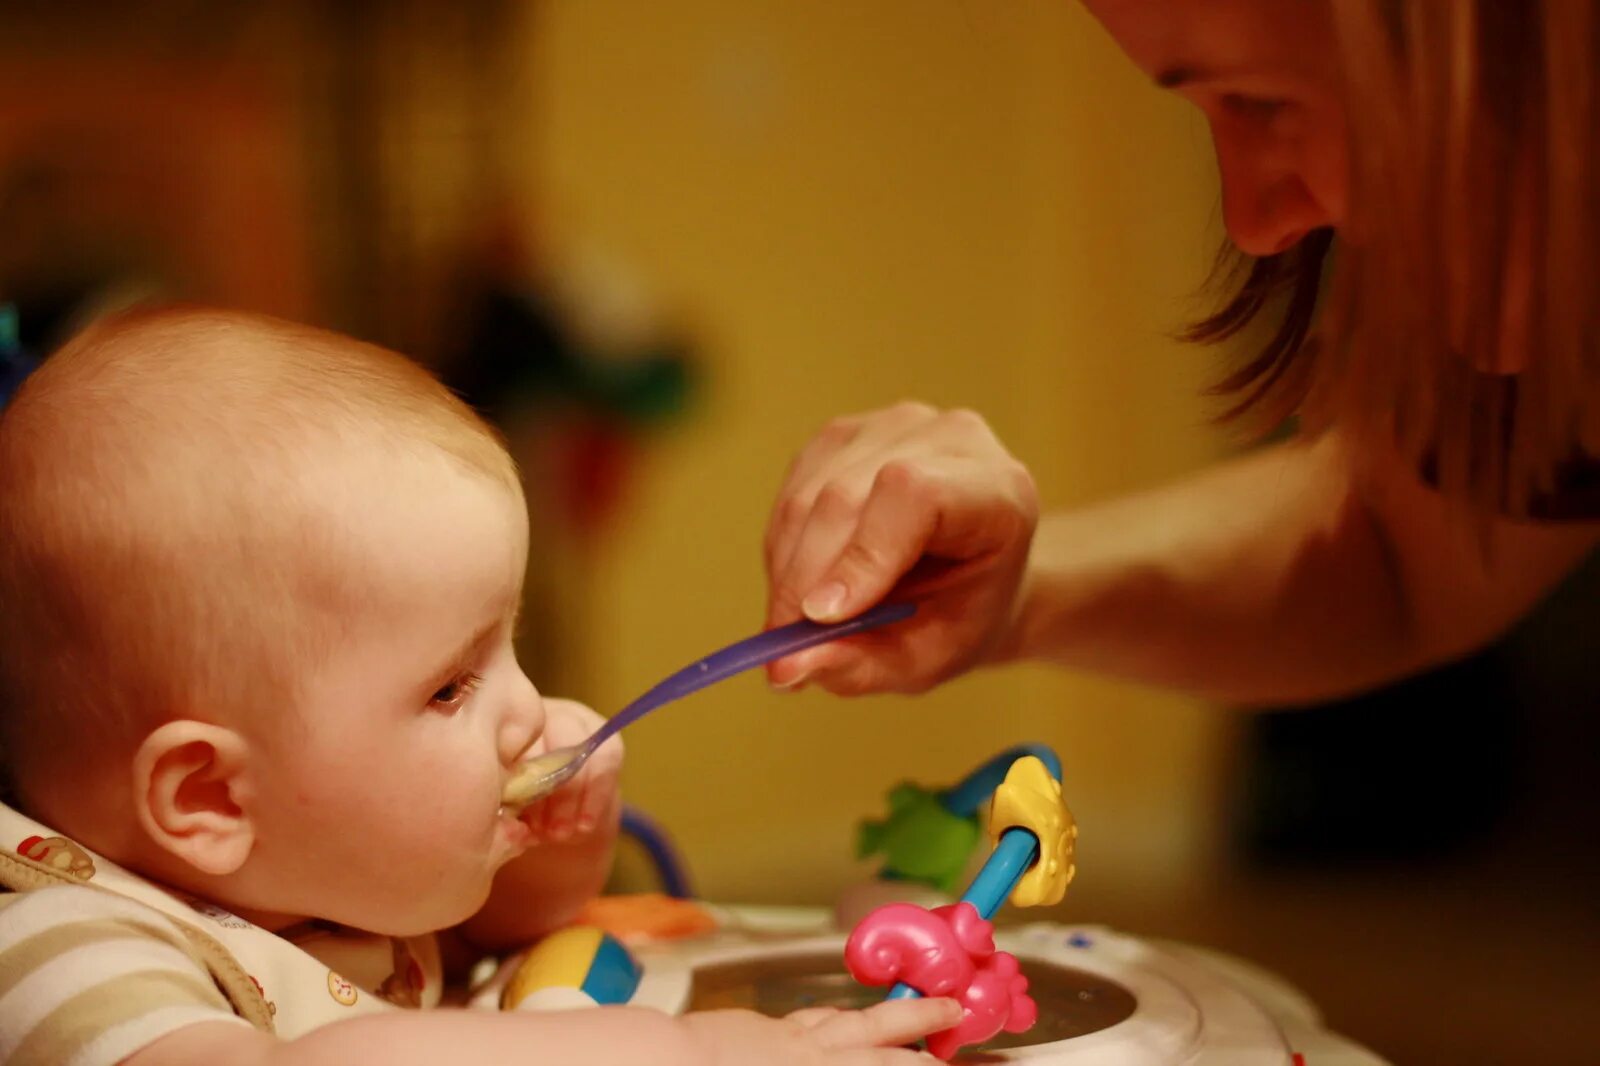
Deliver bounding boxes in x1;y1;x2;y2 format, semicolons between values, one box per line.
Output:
986;755;1077;908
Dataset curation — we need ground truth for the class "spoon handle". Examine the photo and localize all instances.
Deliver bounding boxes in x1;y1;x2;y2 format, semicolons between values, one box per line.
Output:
586;601;916;750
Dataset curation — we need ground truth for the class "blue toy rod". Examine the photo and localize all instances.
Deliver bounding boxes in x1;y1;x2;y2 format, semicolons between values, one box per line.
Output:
938;744;1063;818
883;743;1061;1001
885;826;1039;1000
958;827;1040;920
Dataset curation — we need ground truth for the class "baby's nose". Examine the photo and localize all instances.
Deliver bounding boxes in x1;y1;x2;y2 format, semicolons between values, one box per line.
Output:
498;674;544;765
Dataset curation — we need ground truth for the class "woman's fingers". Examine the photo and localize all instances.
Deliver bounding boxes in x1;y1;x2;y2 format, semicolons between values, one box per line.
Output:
762;404;1036;696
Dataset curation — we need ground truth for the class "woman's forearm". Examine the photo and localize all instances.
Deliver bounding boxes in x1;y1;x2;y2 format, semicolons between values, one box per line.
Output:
997;430;1593;705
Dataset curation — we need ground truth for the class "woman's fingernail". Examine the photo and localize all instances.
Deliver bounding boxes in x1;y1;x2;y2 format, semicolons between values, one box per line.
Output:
802;582;848;621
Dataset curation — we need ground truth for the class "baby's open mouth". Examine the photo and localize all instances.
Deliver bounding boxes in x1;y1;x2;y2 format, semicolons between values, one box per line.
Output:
500;749;581;811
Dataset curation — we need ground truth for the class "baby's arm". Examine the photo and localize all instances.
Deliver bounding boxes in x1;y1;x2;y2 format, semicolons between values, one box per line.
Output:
124;998;958;1066
0;885;255;1065
458;698;623;953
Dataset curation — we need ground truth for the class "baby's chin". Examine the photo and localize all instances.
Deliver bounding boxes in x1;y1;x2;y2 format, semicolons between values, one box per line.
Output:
214;831;507;936
373;887;493;938
288;874;494;939
322;904;471;940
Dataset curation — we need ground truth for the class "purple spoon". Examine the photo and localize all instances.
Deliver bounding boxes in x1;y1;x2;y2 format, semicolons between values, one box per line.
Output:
501;600;917;809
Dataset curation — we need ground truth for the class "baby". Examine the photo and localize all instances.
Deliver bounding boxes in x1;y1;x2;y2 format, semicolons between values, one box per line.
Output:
0;307;955;1065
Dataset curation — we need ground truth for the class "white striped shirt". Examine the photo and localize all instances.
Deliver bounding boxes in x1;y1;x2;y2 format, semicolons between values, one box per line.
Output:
0;885;246;1066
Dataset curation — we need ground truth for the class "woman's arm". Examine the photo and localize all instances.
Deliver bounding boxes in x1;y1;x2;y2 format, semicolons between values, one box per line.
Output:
764;405;1598;705
1000;430;1598;703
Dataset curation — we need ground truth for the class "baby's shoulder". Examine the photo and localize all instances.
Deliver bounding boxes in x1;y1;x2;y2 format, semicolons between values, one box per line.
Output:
1;883;247;1063
0;880;225;991
1;877;197;940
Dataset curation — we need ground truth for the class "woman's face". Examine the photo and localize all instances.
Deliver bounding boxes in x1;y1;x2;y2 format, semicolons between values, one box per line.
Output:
1082;0;1349;258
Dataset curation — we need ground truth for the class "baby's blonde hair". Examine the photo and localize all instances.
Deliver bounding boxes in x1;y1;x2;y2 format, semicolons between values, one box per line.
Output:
0;305;519;804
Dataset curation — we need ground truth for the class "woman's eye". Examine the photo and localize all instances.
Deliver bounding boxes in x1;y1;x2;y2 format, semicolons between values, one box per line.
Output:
1222;93;1290;122
429;672;482;713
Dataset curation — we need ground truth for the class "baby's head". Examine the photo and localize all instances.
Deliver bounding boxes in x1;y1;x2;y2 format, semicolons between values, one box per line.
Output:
0;306;548;935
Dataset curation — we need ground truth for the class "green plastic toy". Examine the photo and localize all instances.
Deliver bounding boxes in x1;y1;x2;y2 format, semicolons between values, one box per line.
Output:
856;783;981;893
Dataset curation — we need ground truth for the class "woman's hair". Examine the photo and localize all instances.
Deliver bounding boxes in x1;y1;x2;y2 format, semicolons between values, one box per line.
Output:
1194;0;1599;519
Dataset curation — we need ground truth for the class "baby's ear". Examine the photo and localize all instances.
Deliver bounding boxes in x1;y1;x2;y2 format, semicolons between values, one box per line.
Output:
132;721;254;876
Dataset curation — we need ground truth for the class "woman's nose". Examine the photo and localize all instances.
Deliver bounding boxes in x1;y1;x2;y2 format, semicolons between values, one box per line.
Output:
1214;133;1338;258
1221;168;1329;257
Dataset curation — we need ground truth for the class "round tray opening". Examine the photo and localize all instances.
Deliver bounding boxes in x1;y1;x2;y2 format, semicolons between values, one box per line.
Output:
688;952;1138;1054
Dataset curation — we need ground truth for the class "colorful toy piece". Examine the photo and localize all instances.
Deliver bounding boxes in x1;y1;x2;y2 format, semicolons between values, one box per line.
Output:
844;750;1075;1060
500;925;642;1011
854;744;1066;895
572;893;717;943
845;901;1036;1059
0;304;38;413
857;783;980;893
987;756;1077;908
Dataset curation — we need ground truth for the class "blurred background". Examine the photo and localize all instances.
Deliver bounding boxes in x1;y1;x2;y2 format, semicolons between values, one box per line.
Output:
4;3;1596;1064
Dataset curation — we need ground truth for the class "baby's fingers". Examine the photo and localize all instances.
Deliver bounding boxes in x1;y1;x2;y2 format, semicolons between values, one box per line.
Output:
835;1050;941;1065
575;740;622;834
542;779;586;841
806;998;962;1051
514;780;578;841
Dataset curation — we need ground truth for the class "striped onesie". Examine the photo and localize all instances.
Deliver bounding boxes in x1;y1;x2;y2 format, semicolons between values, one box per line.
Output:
0;802;440;1066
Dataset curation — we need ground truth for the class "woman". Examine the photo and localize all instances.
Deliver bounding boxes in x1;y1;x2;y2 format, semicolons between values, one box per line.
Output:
763;0;1600;706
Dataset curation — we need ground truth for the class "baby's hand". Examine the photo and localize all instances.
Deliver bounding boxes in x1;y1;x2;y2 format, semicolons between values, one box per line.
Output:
520;698;622;843
683;998;959;1065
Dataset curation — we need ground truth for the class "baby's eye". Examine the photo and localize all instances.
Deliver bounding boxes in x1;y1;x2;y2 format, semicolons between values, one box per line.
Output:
429;672;483;713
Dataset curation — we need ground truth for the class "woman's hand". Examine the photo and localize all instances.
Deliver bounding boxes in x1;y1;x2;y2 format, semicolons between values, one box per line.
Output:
764;402;1038;695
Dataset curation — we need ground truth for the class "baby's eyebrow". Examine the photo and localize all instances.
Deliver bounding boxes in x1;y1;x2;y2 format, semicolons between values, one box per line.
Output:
424;617;502;686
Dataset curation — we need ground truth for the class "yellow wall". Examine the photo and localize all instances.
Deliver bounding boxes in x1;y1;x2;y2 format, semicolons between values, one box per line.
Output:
512;1;1233;914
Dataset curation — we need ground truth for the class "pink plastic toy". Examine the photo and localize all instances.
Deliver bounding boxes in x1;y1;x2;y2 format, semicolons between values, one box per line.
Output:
844;901;1036;1059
